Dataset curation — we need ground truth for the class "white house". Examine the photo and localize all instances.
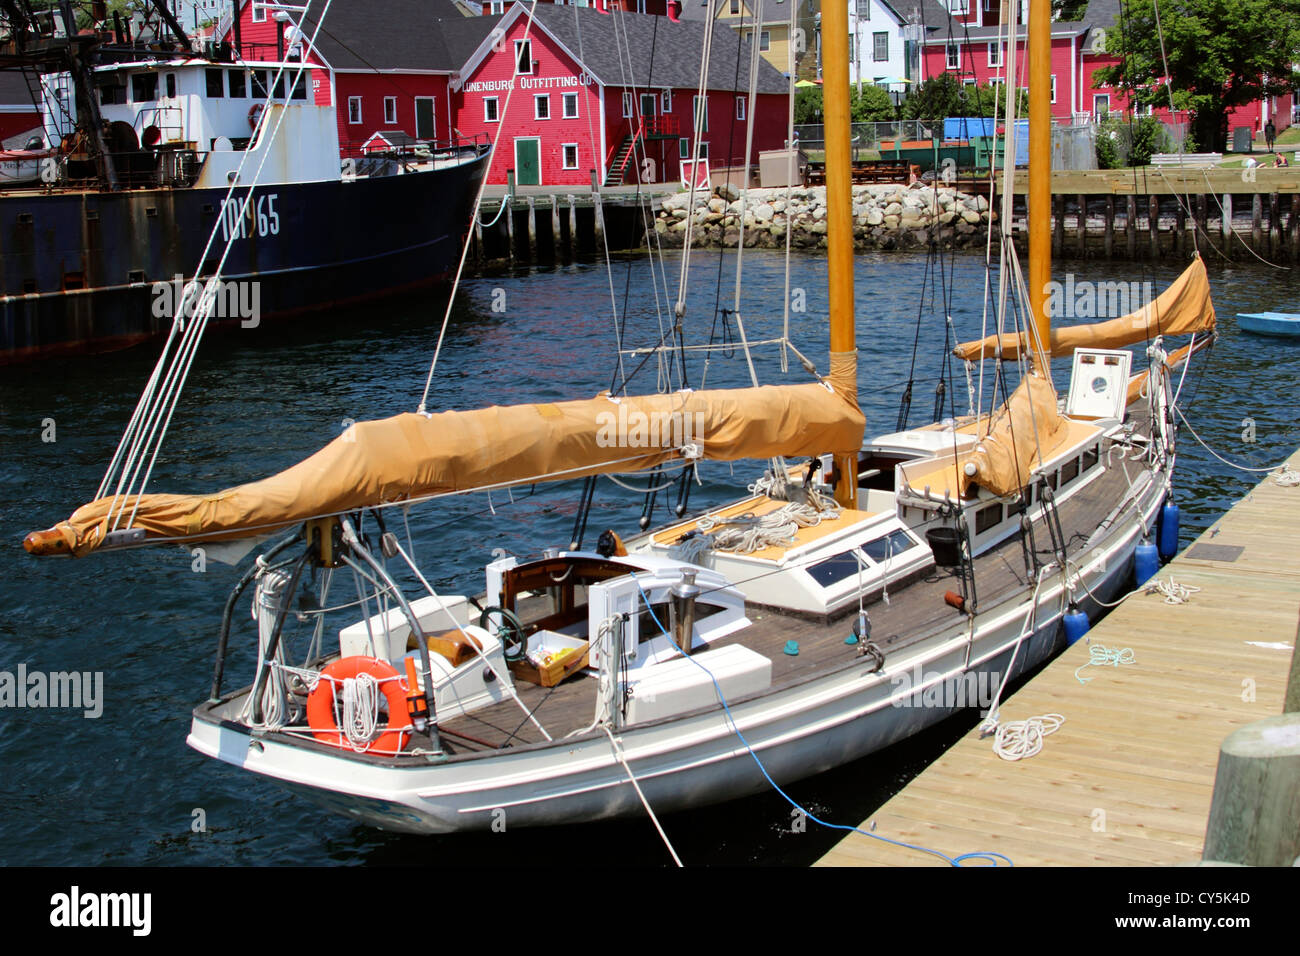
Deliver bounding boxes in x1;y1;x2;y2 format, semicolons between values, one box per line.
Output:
848;0;942;94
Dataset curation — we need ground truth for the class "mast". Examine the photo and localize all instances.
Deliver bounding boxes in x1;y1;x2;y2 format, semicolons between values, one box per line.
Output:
821;0;859;509
1027;0;1050;366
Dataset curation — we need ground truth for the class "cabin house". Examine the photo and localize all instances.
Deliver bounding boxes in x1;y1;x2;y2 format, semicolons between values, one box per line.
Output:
451;3;792;187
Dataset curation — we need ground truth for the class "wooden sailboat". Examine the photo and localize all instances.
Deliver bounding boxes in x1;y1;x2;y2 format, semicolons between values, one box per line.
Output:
25;0;1217;838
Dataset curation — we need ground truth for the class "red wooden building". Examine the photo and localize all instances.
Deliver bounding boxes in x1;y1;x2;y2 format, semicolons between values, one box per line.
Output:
452;3;791;187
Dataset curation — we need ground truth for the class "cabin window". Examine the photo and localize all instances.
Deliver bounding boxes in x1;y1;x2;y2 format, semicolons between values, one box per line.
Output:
384;96;397;125
1082;444;1099;472
1042;472;1058;492
808;551;865;588
861;530;916;563
562;92;578;118
131;73;157;102
348;96;362;124
515;40;533;75
165;74;176;98
206;69;224;98
975;503;1003;535
228;69;247;98
735;96;745;121
484;96;499;122
534;94;550;120
251;70;269;98
290;70;308;99
562;143;578;169
98;82;127;106
1060;457;1080;486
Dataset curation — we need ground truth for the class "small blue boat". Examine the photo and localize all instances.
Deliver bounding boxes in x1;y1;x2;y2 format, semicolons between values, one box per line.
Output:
1236;312;1300;336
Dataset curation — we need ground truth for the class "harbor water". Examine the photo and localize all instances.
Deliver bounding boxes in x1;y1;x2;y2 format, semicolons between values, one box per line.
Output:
1;249;1297;866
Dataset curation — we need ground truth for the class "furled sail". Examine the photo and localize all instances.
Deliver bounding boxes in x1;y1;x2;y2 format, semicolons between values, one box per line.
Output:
952;256;1216;363
898;373;1071;501
26;367;864;557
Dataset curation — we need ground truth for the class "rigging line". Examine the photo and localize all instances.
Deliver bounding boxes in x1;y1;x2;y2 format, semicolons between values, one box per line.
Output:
601;725;683;867
1152;168;1229;260
98;8;331;506
1197;169;1290;270
417;0;573;413
779;0;798;375
1150;0;1199;257
110;2;338;529
674;0;721;329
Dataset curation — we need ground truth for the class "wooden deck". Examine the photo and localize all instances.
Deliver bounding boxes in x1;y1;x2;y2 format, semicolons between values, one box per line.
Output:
815;447;1300;867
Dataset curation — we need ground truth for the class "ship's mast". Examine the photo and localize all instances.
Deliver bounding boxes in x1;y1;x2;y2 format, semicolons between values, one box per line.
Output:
821;0;859;509
1028;0;1051;366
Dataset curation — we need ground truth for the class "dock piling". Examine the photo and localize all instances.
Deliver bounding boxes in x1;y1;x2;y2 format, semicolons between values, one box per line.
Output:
1202;713;1300;866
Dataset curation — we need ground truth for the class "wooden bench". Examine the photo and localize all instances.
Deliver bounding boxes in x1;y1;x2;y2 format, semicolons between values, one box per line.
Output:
1150;152;1223;168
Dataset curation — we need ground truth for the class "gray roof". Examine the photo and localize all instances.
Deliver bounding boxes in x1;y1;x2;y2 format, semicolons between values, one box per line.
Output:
528;4;789;93
678;0;810;24
295;0;500;72
1077;0;1120;31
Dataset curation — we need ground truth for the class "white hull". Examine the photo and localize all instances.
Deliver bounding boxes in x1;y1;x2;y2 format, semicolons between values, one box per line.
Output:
188;475;1161;834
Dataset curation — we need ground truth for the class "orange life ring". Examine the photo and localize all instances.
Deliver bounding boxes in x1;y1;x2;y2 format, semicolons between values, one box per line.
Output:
248;102;264;130
306;656;410;754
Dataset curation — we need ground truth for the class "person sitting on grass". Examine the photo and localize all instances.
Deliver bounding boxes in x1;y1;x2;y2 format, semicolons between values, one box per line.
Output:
1274;153;1289;168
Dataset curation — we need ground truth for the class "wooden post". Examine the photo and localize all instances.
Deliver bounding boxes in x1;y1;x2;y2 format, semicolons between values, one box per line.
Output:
1148;195;1159;258
1286;611;1300;714
550;194;561;258
1202;713;1300;866
1251;193;1263;253
1125;194;1136;258
526;196;537;261
1104;195;1114;258
590;170;605;248
1175;199;1186;257
1221;192;1232;242
505;171;516;262
1076;194;1087;257
1268;192;1280;256
1292;194;1300;262
473;214;483;264
568;194;578;256
1197;193;1208;243
1052;195;1062;258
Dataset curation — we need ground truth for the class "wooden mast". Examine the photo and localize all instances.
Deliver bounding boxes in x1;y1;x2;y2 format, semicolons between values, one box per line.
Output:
1028;0;1051;365
821;0;859;509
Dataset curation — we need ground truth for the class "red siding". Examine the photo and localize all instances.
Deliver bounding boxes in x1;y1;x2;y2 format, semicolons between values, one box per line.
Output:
336;73;451;156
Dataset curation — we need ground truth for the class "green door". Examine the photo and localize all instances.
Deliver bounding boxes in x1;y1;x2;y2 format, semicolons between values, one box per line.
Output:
515;138;540;186
415;97;435;141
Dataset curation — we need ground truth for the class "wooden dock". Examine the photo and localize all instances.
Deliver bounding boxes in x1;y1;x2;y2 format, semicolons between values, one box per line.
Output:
816;449;1300;867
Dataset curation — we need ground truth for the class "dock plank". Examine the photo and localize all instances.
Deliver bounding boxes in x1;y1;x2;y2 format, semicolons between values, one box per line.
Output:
815;450;1300;867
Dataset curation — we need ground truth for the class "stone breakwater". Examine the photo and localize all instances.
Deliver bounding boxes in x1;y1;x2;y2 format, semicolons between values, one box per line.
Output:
651;183;995;250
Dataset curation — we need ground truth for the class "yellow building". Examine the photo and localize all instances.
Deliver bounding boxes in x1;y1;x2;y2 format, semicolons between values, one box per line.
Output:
680;0;816;78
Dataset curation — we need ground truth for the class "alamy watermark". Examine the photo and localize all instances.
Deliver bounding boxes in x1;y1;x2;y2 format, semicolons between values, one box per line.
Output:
890;665;1002;711
0;664;102;718
151;274;261;328
595;405;706;450
1045;274;1155;320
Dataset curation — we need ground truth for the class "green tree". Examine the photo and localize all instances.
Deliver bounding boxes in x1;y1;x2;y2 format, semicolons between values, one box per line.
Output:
850;84;896;123
794;86;822;125
967;82;1030;119
1095;0;1300;152
901;74;965;122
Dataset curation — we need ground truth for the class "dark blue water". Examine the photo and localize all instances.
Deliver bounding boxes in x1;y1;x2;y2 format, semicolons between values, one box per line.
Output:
2;249;1297;866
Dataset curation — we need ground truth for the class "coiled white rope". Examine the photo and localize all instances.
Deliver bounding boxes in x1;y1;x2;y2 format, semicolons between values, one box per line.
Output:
1274;468;1300;487
1148;577;1201;605
1074;643;1136;684
341;673;381;751
992;714;1064;761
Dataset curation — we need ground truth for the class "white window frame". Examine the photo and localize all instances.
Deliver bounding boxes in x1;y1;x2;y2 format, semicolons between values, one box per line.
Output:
622;92;634;118
855;0;871;20
514;39;533;75
534;93;550;119
661;89;672;113
252;3;266;22
383;96;397;125
562;91;579;118
484;96;500;122
946;44;960;70
729;0;740;13
987;42;1002;68
489;0;505;12
1050;74;1057;104
873;32;888;62
679;137;690;159
1094;93;1110;119
760;30;770;51
736;96;746;121
946;0;966;12
347;96;362;124
693;94;708;132
562;143;579;169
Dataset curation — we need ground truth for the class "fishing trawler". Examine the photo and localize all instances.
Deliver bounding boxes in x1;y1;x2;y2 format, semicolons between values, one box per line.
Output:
0;2;488;362
24;0;1216;838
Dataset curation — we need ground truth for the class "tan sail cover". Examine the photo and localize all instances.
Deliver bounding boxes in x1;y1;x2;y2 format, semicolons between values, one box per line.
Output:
952;257;1216;363
28;378;865;557
899;374;1073;500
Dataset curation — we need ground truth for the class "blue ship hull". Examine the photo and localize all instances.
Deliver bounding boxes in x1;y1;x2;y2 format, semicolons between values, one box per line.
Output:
1237;311;1300;337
